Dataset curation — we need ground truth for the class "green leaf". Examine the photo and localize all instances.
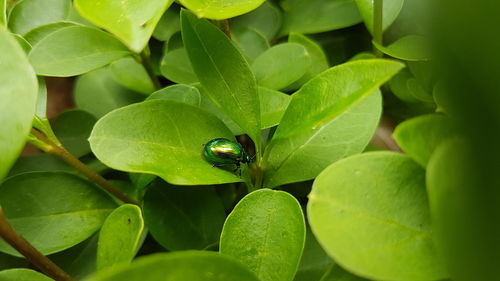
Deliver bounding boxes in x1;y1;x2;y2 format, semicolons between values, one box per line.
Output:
49;235;99;280
0;0;5;25
394;114;456;167
279;0;362;36
354;0;405;32
8;0;71;35
293;228;333;281
74;0;174;52
53;109;97;158
160;48;198;84
153;4;180;42
24;21;78;45
178;0;266;19
11;33;31;52
0;27;38;180
232;27;270;63
143;181;226;251
89;100;241;185
220;189;305;281
0;252;28;270
0;269;53;281
28;26;131;77
181;10;261;148
319;264;368;281
84;251;260;281
251;43;311;90
97;204;144;270
373;35;430;61
74;67;144;118
230;2;282;41
389;68;420;102
147;84;201;105
288;33;329;89
259;87;291;129
308;152;447;281
35;77;47;118
7;154;73;177
109;57;155;95
0;172;117;257
263;59;404;187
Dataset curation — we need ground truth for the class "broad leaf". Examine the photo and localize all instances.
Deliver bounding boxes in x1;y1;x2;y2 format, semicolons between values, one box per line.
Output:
0;172;117;257
160;48;198;84
153;4;180;42
308;152;448;281
84;251;260;281
143;181;226;251
53;109;97;158
231;2;282;40
8;0;70;35
293;228;333;281
50;235;99;280
97;204;144;270
232;27;269;63
178;0;266;19
288;33;329;89
29;25;131;77
259;87;291;129
147;84;201;105
0;27;38;180
181;10;261;149
251;43;311;90
0;269;53;281
74;0;174;52
263;59;404;187
354;0;405;32
319;265;368;281
373;35;430;61
220;189;305;281
110;57;155;94
89;100;241;185
24;21;78;45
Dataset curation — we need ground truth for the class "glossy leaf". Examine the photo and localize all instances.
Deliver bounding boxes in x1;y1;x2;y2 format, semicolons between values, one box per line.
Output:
89;100;241;185
24;21;77;45
74;0;174;52
354;0;405;32
0;27;38;180
110;57;155;94
178;0;266;19
279;0;362;36
251;43;311;90
232;26;269;63
394;114;456;167
373;35;429;61
143;181;226;251
84;251;260;281
153;4;180;41
8;0;70;35
0;269;53;281
28;26;130;77
308;152;447;281
160;48;198;84
320;264;368;281
74;67;144;118
53;109;97;158
147;84;201;105
293;228;333;281
288;33;329;88
220;189;306;281
263;59;404;187
0;172;117;257
181;10;261;148
97;204;144;270
259;87;291;129
231;2;282;40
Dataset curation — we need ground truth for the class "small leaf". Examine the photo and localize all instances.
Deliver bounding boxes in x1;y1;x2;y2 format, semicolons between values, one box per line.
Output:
74;0;174;52
232;27;270;63
179;0;266;19
153;4;180;42
259;87;291;129
0;172;117;256
181;10;261;147
231;2;282;41
319;264;368;281
279;0;362;36
29;26;131;77
89;100;241;185
220;189;306;281
147;84;201;105
110;57;155;94
0;269;53;281
373;35;430;61
74;67;144;118
160;47;198;84
97;204;144;270
143;181;226;251
308;152;448;281
49;235;99;280
251;43;311;90
83;251;260;281
8;154;73;177
8;0;71;35
354;0;405;32
24;21;78;45
53;109;97;158
293;228;333;281
0;27;38;180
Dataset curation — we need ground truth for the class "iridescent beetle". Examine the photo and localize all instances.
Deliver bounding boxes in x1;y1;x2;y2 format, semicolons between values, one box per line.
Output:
202;138;252;175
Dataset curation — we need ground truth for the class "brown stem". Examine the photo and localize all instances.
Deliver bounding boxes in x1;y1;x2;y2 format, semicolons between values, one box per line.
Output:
371;116;402;152
220;19;232;39
30;129;138;205
0;207;73;281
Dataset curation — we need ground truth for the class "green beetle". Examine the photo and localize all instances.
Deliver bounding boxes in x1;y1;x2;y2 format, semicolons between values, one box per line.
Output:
202;138;252;175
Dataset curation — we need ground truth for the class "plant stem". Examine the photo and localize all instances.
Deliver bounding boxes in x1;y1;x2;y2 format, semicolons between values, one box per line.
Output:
139;51;161;90
220;19;232;38
0;207;73;281
373;0;383;57
30;129;138;205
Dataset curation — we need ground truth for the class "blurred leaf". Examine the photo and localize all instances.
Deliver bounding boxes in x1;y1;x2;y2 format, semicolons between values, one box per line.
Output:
24;21;77;45
252;43;311;90
319;264;368;281
0;252;28;270
293;228;333;281
160;48;198;84
110;57;155;94
50;235;98;280
53;109;97;158
279;0;362;36
354;0;405;32
143;181;226;251
74;0;174;52
0;27;38;180
232;26;269;63
0;172;117;257
153;4;180;42
308;152;448;281
28;26;130;76
8;0;70;35
389;68;420;102
0;269;53;281
230;2;282;40
220;189;305;281
373;35;429;61
178;0;266;19
147;84;201;105
89;100;241;185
